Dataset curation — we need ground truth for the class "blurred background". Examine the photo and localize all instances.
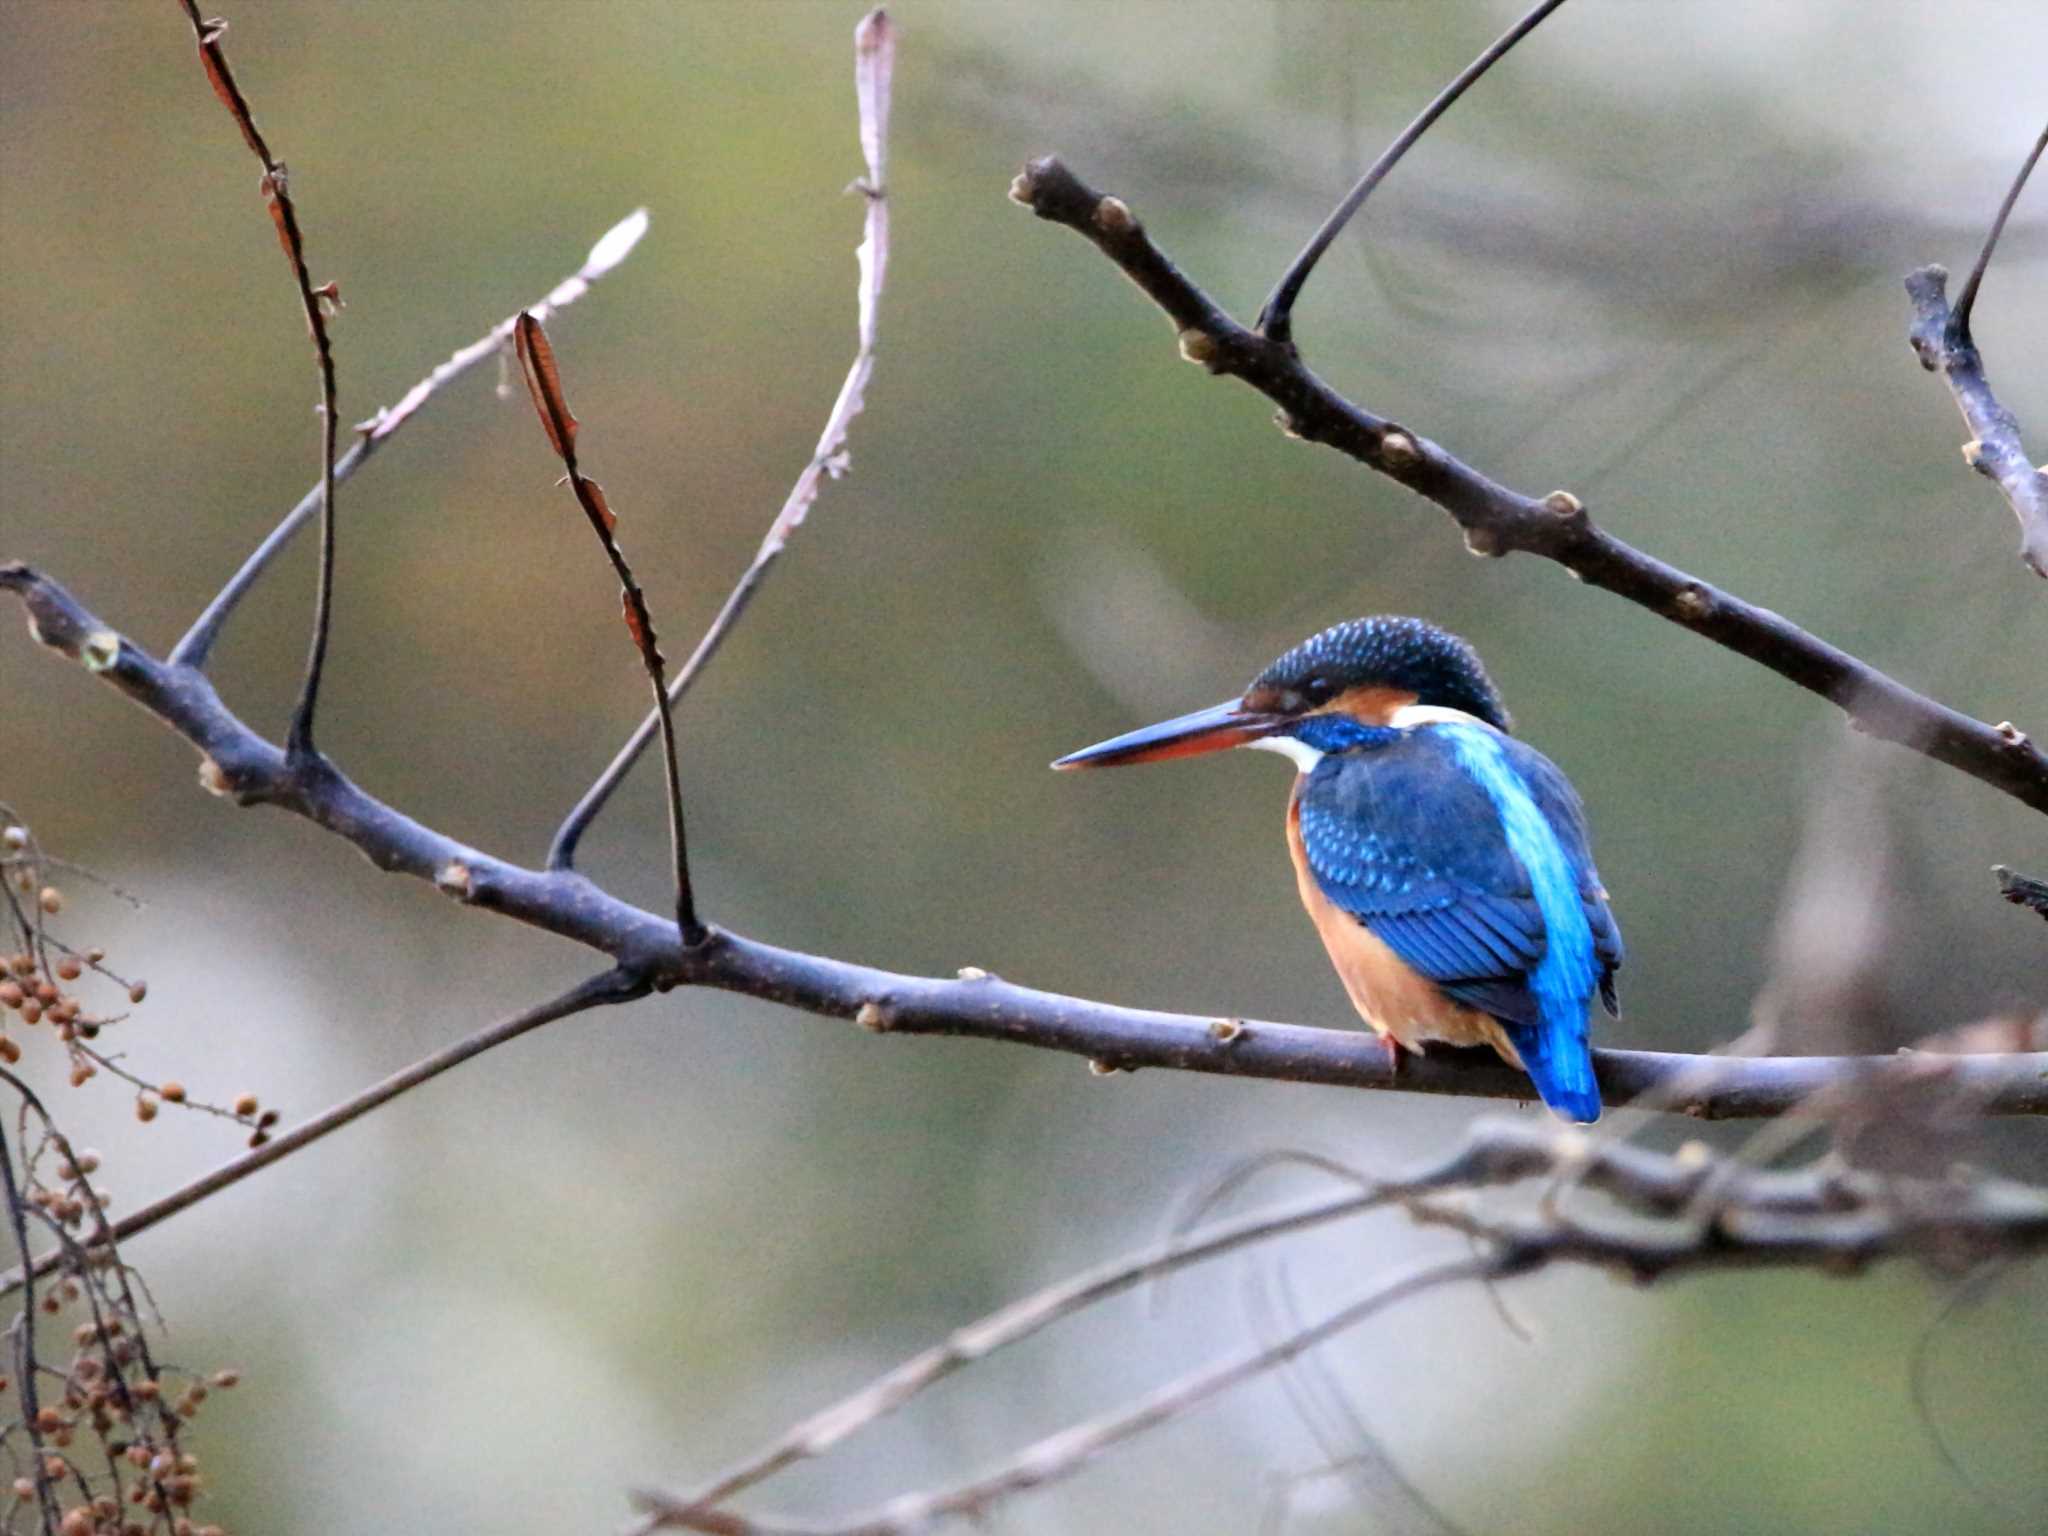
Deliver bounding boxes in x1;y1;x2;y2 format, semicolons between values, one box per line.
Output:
3;1;2046;1531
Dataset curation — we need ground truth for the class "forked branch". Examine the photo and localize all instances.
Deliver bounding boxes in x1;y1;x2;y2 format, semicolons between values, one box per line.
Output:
1009;156;2048;814
1904;120;2048;579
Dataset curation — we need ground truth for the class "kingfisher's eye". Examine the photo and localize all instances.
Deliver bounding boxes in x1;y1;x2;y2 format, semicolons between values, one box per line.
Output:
1301;674;1334;705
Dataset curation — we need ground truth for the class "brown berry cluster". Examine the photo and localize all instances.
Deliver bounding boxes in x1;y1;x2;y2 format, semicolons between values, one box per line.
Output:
4;1254;245;1535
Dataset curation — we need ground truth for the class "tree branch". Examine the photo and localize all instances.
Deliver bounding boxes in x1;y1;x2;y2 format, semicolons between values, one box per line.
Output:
0;968;643;1305
8;562;2048;1121
1007;156;2048;813
1904;120;2048;580
633;1119;2048;1535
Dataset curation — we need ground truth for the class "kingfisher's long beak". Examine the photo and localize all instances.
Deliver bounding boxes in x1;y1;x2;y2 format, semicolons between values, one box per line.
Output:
1052;697;1288;770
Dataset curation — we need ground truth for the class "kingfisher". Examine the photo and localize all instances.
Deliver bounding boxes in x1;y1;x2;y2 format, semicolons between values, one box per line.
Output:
1053;616;1621;1122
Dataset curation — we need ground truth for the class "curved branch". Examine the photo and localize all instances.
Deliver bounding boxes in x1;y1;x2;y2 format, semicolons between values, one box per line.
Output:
1256;0;1571;344
9;561;2048;1130
1007;156;2048;814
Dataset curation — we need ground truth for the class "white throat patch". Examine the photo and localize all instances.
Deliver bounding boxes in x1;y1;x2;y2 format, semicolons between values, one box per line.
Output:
1247;735;1324;772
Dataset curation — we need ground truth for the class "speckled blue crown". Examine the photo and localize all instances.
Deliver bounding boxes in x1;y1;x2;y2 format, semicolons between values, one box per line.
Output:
1251;616;1511;732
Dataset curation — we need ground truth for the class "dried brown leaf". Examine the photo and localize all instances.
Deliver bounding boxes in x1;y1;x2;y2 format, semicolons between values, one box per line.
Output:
513;311;578;462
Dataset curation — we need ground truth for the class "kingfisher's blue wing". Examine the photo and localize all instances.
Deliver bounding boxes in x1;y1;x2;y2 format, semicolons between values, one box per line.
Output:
1296;728;1621;1027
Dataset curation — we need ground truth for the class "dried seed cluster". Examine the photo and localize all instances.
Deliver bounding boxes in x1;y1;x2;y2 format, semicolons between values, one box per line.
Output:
3;815;252;1533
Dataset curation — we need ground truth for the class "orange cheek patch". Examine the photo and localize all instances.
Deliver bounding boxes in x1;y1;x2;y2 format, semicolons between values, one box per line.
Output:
1317;686;1417;727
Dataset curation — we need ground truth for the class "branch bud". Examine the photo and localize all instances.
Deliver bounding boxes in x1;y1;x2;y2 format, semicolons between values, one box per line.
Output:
1672;583;1714;623
1093;196;1136;236
1379;431;1421;471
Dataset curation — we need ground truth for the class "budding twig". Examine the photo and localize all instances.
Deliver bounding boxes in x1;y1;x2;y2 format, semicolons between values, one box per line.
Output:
513;313;703;947
170;0;342;755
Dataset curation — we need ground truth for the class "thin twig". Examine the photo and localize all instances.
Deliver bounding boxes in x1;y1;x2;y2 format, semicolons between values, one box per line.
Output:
659;1183;1396;1521
1905;1259;2036;1526
635;1123;2048;1535
1009;156;2048;807
170;0;342;753
0;970;643;1304
635;1258;1490;1536
170;208;650;670
0;1080;66;1532
1255;0;1571;345
548;8;895;871
513;312;702;946
1951;121;2048;336
1904;120;2048;579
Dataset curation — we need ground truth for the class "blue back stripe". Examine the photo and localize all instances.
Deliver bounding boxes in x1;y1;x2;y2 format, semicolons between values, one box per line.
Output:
1434;725;1595;1028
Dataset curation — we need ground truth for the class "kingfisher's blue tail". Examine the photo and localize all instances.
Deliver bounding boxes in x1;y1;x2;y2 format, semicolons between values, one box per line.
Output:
1505;1021;1601;1123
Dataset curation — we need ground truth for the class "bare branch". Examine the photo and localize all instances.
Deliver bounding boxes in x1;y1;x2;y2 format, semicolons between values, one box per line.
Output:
1952;121;2048;335
512;313;702;944
637;1121;2048;1534
1256;0;1571;345
170;0;343;752
636;1257;1489;1536
0;968;643;1305
1905;121;2048;579
659;1182;1396;1522
549;8;896;871
9;559;2048;1124
1009;155;2048;813
169;207;649;670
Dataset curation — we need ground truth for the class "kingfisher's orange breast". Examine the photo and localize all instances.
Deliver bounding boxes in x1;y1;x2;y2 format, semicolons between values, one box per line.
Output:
1284;787;1520;1064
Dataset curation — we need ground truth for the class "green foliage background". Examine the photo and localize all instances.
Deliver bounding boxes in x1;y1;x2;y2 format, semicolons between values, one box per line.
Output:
2;3;2045;1531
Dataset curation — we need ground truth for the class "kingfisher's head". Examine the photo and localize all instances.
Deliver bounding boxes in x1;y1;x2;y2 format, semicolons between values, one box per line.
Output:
1052;616;1510;772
